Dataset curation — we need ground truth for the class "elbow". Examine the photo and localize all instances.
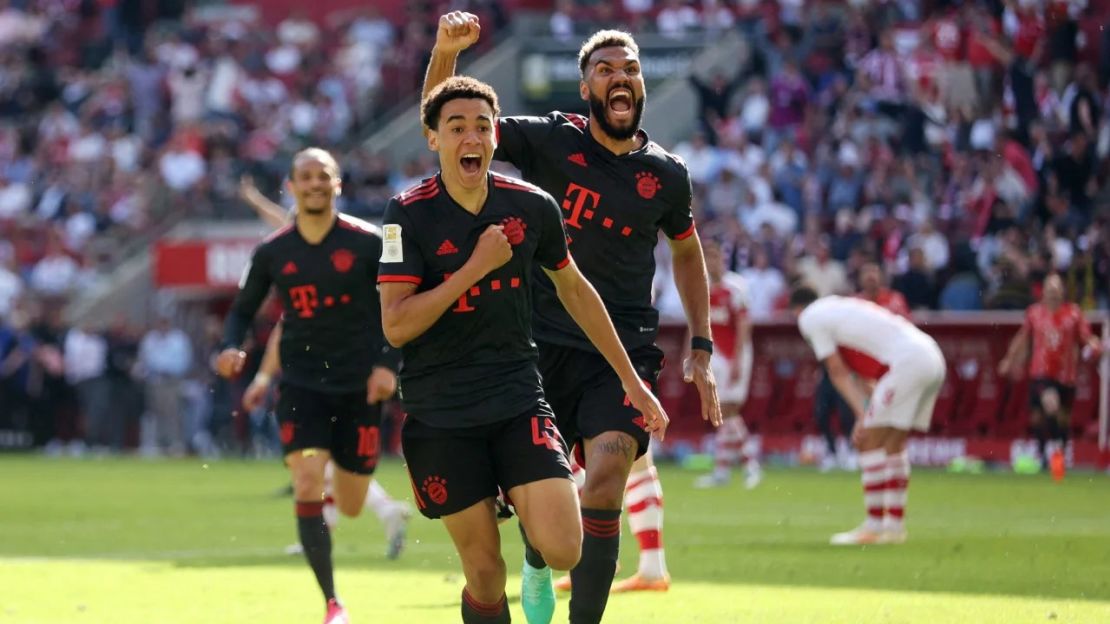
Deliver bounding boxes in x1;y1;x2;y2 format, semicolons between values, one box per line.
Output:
381;316;408;349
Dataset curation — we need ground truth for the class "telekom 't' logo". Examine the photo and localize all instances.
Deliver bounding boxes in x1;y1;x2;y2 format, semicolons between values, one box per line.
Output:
288;285;319;318
561;183;601;230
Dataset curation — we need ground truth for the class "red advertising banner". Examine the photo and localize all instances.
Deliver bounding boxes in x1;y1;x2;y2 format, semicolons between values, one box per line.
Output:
154;240;257;289
655;315;1109;466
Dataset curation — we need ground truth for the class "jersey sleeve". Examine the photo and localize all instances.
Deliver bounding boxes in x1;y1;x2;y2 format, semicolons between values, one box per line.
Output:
535;194;571;271
798;306;837;361
222;243;273;349
377;199;425;286
494;114;558;170
659;164;695;240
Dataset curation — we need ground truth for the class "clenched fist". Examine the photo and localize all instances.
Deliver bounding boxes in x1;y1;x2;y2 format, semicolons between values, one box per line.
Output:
435;11;480;55
214;348;246;379
468;225;512;276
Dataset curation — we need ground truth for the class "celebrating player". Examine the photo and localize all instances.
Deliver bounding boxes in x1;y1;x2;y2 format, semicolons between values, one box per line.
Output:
694;240;761;489
216;148;400;624
238;177;413;560
791;287;946;545
426;14;720;620
998;274;1101;472
379;76;667;624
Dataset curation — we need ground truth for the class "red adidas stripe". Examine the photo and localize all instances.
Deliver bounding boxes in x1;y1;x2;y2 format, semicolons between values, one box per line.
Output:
636;528;662;550
625;474;655;492
295;501;325;517
378;275;422;285
408;471;426;510
401;188;440;205
554;256;570;270
462;590;505;617
672;222;696;241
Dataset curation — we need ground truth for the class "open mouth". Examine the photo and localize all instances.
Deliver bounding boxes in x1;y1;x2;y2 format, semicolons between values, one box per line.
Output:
608;87;633;117
460;153;482;175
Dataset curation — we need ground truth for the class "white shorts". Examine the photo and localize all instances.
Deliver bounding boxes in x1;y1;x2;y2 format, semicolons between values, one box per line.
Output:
711;345;752;405
864;340;946;432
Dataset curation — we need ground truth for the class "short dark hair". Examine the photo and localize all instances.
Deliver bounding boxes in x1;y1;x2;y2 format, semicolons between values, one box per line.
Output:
789;286;819;308
421;76;500;131
289;147;341;180
578;30;639;77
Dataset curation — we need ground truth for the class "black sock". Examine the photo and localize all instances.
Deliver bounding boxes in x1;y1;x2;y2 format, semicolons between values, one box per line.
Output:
519;520;547;569
569;508;621;624
296;500;335;602
1034;421;1049;467
461;588;509;623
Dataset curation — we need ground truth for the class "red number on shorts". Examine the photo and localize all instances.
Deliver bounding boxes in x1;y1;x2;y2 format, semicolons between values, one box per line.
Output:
357;426;380;465
531;416;561;451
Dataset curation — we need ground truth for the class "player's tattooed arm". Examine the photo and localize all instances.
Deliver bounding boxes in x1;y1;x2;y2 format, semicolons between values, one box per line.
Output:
544;258;669;440
423;11;481;103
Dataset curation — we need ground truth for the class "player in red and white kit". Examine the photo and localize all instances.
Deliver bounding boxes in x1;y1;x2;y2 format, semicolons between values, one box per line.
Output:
998;274;1101;471
791;287;946;545
694;240;761;489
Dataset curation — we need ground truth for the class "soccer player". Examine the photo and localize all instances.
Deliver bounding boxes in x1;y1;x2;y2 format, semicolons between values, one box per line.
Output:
426;14;721;620
998;274;1101;472
694;240;761;489
791;287;946;545
379;76;667;624
215;148;399;624
238;177;413;559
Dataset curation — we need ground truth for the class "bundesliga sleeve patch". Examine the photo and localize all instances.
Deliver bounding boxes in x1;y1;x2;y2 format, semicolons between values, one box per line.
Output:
381;224;403;263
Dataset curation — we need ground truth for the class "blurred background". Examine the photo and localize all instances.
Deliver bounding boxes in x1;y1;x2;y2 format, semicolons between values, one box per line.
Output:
0;0;1107;468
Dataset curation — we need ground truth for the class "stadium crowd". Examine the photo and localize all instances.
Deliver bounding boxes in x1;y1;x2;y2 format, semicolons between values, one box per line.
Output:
1;0;1109;454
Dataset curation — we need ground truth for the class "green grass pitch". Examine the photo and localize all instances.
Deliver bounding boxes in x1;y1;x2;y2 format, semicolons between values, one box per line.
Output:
1;456;1108;623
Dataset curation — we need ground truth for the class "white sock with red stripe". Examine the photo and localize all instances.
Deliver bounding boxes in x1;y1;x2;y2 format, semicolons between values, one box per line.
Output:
365;479;395;522
884;450;910;532
713;416;747;479
859;449;888;532
323;462;338;530
624;465;667;579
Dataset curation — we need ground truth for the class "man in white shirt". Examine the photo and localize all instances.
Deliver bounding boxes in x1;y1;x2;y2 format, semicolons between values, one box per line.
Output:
139;316;193;455
64;324;109;449
792;288;945;545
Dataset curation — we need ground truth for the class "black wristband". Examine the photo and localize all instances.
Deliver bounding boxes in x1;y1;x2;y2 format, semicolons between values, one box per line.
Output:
691;336;713;354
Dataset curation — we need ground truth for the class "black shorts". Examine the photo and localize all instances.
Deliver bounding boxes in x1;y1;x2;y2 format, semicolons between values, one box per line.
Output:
402;402;572;519
538;342;663;461
276;382;382;475
1028;378;1076;416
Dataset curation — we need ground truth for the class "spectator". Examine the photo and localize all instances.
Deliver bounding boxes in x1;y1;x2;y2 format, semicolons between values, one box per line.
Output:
894;246;937;310
797;236;849;297
138;316;192;456
741;246;786;319
63;322;109;451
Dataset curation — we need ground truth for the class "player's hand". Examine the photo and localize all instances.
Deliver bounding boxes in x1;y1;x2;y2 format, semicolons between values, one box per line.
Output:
242;376;271;412
367;366;398;404
850;422;864;448
624;378;669;441
238;174;259;202
435;11;480;55
469;225;512;275
683;349;723;427
215;348;246;379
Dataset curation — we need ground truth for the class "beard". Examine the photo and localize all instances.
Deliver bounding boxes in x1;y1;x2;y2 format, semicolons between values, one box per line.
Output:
587;87;645;142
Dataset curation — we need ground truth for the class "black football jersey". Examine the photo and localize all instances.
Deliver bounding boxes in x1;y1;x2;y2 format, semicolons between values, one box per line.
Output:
378;172;570;427
222;214;399;394
494;112;695;352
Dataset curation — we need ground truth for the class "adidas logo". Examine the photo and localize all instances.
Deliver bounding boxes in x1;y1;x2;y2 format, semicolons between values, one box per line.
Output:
567;152;587;167
436;240;459;256
281;261;298;275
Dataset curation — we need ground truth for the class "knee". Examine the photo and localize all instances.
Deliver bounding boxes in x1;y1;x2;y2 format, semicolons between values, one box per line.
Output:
291;471;326;502
580;470;627;509
541;537;581;571
462;551;506;592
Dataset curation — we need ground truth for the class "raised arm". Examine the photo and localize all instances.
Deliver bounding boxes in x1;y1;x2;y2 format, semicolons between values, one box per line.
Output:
422;11;481;103
239;175;289;229
544;259;669;439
